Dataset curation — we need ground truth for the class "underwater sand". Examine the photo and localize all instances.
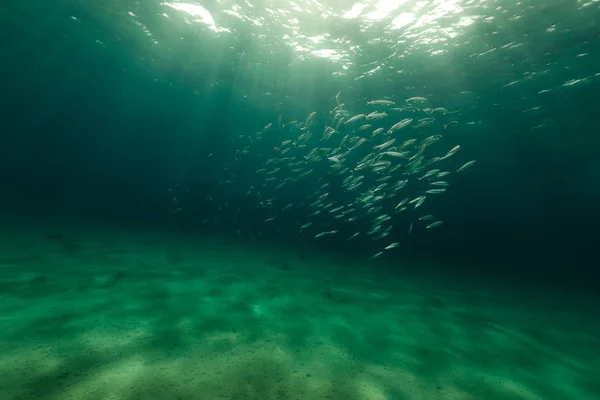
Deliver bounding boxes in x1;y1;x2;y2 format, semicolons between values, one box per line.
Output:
0;221;598;400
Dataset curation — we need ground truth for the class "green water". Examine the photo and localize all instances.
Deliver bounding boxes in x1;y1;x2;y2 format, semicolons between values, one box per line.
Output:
1;217;598;399
1;0;599;399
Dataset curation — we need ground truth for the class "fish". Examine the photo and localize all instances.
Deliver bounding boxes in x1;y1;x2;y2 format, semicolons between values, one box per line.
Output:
373;231;391;240
382;151;409;158
366;206;382;214
387;118;413;134
457;160;476;172
406;96;428;103
409;196;426;204
304;111;317;128
398;138;417;149
209;92;475;264
392;180;408;190
347;182;363;191
413;117;436;128
368;225;382;235
419;169;441;180
372;127;384;136
367;100;395;106
374;214;391;223
430;181;450;187
414;197;426;209
315;230;339;238
371;161;391;169
350;138;367;150
418;135;442;148
425;189;446;194
395;197;409;209
345;114;366;124
366;112;388;120
440;145;460;160
373;138;395;150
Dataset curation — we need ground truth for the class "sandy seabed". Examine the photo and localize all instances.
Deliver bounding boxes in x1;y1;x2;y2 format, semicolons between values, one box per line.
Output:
0;222;598;400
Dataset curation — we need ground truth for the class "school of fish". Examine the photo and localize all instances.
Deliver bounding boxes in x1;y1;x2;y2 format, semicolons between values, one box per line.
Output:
171;93;476;260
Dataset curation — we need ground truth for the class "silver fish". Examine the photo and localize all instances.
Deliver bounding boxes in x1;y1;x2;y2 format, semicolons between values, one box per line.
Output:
387;118;413;134
347;232;360;240
457;160;476;172
406;96;428;103
372;127;385;136
430;181;450;187
414;197;426;209
419;169;441;180
366;112;388;120
425;189;446;194
315;230;339;238
440;145;460;160
373;138;396;150
304;111;317;128
367;100;395;106
382;151;409;158
345;114;366;124
395;197;409;209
